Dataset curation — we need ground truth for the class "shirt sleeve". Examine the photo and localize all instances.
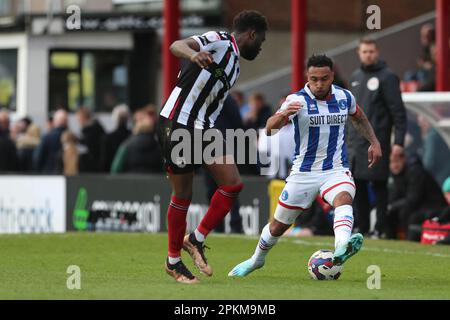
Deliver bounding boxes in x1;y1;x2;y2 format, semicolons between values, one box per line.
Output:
191;31;222;51
275;94;301;122
347;91;359;116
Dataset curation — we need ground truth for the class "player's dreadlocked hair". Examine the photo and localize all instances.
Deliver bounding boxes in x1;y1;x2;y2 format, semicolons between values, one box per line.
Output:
307;54;334;70
232;10;268;34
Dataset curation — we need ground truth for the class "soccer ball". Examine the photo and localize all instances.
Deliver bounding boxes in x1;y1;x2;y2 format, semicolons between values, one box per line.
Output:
308;249;343;280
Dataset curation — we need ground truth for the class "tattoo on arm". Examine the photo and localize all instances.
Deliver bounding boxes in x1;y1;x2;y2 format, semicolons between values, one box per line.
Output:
350;109;378;145
265;113;287;136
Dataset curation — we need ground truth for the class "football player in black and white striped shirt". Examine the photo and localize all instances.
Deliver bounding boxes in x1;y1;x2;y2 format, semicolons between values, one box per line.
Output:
158;10;268;284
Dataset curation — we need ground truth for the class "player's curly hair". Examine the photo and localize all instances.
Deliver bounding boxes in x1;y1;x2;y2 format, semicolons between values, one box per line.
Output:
232;10;268;33
307;54;334;70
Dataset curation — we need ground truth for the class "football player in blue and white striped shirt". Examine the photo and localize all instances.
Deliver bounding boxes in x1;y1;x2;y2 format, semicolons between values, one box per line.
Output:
229;54;382;277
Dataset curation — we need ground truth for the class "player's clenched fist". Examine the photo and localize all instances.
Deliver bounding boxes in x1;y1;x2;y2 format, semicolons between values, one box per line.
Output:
282;101;302;117
190;51;214;68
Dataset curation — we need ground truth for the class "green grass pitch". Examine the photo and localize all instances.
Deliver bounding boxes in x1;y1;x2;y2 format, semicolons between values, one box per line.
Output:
1;232;450;299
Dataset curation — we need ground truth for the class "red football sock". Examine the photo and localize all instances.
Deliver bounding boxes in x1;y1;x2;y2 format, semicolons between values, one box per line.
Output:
197;183;244;237
167;196;191;258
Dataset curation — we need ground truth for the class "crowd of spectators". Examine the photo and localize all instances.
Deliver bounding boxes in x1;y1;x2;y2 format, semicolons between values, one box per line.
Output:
0;89;276;177
0;103;165;176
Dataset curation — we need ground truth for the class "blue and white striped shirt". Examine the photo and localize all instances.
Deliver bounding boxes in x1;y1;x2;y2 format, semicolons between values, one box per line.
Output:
277;84;358;173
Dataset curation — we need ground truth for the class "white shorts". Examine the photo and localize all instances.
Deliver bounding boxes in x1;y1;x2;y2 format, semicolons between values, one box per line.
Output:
274;169;356;225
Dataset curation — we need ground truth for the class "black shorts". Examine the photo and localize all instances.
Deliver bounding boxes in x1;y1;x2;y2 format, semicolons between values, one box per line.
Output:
157;116;229;174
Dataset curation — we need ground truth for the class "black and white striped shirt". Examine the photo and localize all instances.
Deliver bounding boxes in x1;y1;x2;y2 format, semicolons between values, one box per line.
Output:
160;31;241;129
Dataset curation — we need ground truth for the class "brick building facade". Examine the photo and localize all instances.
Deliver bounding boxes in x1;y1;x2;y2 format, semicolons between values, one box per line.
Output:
224;0;435;31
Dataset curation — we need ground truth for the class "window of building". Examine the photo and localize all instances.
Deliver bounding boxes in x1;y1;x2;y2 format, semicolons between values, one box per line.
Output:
113;0;222;13
48;50;129;112
0;49;18;111
0;0;12;16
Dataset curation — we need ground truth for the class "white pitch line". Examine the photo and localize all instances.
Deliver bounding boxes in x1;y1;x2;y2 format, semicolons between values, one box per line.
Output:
209;234;450;259
290;239;450;259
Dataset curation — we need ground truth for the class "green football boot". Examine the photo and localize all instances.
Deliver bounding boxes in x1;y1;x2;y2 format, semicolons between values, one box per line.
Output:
332;233;364;266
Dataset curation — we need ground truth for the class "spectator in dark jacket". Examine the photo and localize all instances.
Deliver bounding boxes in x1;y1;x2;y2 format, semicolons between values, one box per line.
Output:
417;43;436;92
242;92;272;130
111;106;163;174
17;124;41;172
385;151;447;241
0;110;17;173
231;90;248;119
0;127;18;173
348;37;407;238
99;104;131;172
0;109;10;134
240;92;272;176
76;107;105;172
33;109;68;174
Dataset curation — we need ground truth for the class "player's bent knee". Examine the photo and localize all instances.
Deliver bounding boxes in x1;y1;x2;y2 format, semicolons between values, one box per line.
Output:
219;183;244;195
273;204;302;229
332;191;353;207
324;184;355;207
270;219;291;237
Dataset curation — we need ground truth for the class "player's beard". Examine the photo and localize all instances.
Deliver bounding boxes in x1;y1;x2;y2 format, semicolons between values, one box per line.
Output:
315;92;328;100
241;45;261;61
314;87;331;100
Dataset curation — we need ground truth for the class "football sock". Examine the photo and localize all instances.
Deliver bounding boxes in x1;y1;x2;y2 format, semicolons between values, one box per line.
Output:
168;256;182;265
333;205;354;249
194;229;205;243
251;224;280;263
196;183;243;238
167;196;190;259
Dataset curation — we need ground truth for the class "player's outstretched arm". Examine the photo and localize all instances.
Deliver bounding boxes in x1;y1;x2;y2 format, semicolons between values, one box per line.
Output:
170;38;214;69
349;107;382;168
265;101;301;136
